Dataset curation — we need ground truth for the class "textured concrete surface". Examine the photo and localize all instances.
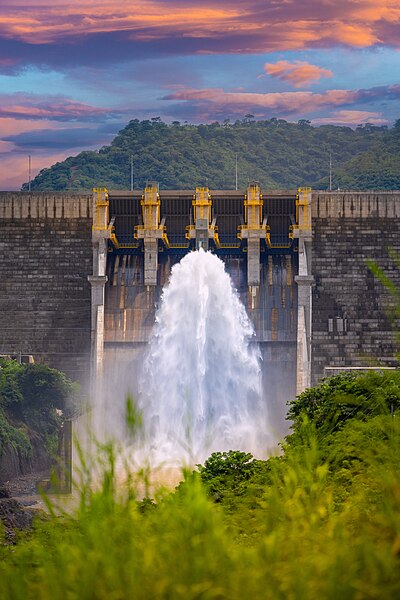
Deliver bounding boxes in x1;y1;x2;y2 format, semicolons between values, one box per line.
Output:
0;193;92;386
1;190;399;395
311;192;400;384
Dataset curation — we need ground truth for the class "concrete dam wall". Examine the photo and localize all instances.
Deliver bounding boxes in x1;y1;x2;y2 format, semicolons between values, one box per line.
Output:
0;193;93;386
1;189;399;424
311;191;400;383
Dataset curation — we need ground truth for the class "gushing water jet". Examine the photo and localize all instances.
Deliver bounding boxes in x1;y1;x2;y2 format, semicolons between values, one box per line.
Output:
136;248;271;466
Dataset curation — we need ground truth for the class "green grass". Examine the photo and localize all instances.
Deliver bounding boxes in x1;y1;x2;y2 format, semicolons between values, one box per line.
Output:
0;433;398;597
1;373;400;599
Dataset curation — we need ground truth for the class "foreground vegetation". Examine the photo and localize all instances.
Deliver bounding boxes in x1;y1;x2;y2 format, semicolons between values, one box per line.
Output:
0;360;78;467
23;118;400;192
1;370;400;599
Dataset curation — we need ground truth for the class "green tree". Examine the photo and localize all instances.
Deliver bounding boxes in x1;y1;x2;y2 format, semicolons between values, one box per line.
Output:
0;360;79;461
22;118;400;192
286;370;400;440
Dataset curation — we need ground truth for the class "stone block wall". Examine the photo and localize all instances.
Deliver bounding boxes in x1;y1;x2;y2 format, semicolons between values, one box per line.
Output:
2;189;400;393
0;193;93;386
311;192;400;383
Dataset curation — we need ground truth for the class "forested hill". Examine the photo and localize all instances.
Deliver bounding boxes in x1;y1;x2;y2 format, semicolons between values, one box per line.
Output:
23;118;400;191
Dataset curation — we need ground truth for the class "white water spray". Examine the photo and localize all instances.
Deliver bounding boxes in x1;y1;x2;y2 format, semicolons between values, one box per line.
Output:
137;249;271;466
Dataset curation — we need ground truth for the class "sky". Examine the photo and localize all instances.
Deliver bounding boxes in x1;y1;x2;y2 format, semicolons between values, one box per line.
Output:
0;0;400;189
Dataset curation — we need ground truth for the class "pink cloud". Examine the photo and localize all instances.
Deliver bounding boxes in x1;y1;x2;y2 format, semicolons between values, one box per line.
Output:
0;116;59;136
165;87;358;117
0;94;121;189
0;94;116;121
165;83;400;120
0;58;17;67
264;60;333;88
0;150;70;190
312;110;389;126
0;140;14;152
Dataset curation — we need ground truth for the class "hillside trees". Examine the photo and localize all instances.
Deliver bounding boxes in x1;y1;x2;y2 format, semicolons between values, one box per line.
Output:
22;118;400;192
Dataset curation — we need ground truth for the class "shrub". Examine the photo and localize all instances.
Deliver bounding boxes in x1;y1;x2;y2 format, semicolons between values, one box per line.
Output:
0;360;79;461
286;370;400;438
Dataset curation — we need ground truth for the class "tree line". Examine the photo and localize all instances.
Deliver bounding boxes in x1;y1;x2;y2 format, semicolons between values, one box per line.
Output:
23;118;400;192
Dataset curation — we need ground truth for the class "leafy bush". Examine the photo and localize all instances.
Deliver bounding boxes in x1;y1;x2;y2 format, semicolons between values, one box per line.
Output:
0;409;31;458
286;370;400;437
196;450;275;506
0;360;79;460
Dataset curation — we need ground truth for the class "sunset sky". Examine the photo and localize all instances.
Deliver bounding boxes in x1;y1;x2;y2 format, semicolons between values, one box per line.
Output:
1;0;400;189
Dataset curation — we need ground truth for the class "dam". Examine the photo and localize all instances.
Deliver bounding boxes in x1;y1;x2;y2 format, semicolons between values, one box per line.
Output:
100;185;300;432
1;187;400;435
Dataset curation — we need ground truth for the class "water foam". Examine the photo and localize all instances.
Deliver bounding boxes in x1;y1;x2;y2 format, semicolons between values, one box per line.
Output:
137;249;271;466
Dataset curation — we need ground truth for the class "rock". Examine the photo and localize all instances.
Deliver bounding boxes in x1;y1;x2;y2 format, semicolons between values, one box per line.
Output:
0;498;33;530
2;470;48;497
0;486;10;498
0;498;34;544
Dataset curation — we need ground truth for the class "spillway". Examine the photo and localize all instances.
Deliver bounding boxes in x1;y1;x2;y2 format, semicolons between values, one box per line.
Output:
100;186;300;446
136;249;268;465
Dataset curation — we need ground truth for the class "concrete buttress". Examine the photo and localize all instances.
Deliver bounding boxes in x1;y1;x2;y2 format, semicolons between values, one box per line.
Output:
293;188;314;394
89;189;110;391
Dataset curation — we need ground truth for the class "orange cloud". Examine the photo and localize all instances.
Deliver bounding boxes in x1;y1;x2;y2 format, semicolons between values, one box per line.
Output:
264;60;333;88
0;0;399;53
0;2;241;44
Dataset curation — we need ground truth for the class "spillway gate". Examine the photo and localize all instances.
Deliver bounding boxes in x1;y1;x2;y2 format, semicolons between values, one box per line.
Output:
88;185;313;434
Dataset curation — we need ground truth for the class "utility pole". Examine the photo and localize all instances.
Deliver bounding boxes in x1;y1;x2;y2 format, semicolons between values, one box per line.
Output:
235;153;238;190
28;154;31;192
130;154;134;191
329;152;332;192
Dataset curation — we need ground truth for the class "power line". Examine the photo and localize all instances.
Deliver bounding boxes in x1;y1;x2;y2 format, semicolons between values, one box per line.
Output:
130;154;134;191
235;152;237;190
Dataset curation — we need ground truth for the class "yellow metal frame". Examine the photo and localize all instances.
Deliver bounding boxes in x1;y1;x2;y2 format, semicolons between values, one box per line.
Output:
186;187;220;247
110;229;120;249
192;186;212;223
267;242;292;249
141;184;161;230
244;184;263;231
92;187;109;231
238;184;268;245
162;229;170;248
168;242;190;249
288;187;312;241
213;227;221;249
185;225;220;248
93;187;141;249
109;230;141;250
132;184;170;248
295;187;312;232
